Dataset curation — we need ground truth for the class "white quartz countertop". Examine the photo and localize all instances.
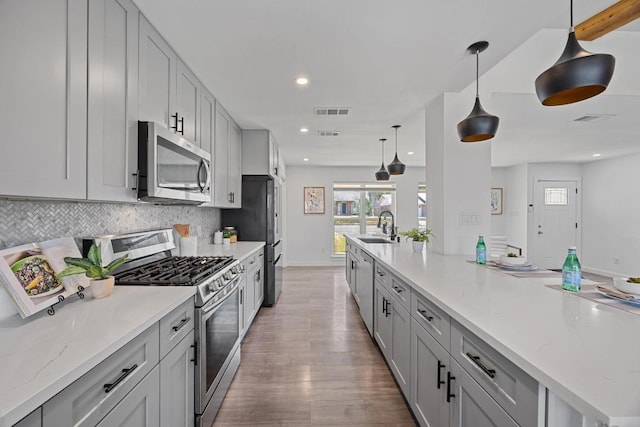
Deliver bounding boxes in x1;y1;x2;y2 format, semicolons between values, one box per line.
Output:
0;286;195;427
346;236;640;426
197;241;265;260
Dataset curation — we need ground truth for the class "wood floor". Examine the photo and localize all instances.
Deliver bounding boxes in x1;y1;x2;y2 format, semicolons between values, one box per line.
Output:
212;266;417;426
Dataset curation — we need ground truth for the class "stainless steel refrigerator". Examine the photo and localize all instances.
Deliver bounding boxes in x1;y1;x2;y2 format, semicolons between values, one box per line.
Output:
221;175;282;306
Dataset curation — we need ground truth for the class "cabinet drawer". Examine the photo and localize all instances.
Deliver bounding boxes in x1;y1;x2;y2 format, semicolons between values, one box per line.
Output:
388;274;410;311
411;290;450;351
450;320;538;427
43;324;159;427
159;298;195;359
374;263;390;289
245;252;259;271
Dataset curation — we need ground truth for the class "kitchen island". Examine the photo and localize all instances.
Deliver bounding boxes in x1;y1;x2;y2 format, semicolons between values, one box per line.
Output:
346;235;640;427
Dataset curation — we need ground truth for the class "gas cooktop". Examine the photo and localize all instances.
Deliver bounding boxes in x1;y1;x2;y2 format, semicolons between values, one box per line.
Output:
114;255;234;286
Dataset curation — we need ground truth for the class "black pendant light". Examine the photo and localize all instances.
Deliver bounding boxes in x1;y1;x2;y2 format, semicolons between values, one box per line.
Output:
535;0;615;106
457;41;499;143
375;138;390;181
387;125;406;175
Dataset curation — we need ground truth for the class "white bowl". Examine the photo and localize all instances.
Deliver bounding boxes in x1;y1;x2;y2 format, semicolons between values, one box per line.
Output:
500;255;527;265
613;277;640;295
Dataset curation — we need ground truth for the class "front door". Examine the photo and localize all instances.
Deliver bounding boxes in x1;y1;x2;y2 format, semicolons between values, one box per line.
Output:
532;179;579;269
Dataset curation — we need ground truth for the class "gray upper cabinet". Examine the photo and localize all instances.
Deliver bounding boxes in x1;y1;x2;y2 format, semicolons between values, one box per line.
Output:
87;0;139;202
176;59;200;144
199;89;215;156
0;0;87;199
211;102;242;208
138;14;176;130
241;130;283;181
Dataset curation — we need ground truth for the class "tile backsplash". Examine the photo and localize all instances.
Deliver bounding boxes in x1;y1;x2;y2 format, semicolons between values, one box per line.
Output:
0;200;221;249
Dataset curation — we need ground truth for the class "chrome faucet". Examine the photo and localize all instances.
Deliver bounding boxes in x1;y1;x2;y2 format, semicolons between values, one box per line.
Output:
377;210;396;240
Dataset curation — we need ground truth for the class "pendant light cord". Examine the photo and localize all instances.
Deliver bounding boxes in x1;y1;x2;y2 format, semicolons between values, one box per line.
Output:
475;50;479;98
570;0;573;29
394;127;398;152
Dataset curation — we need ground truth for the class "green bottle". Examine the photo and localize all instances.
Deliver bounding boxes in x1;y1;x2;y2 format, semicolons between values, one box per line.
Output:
475;235;486;264
562;247;581;292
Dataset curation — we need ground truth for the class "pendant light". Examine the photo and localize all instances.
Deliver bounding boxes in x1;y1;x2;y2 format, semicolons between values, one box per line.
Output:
375;138;390;181
457;41;499;143
535;0;615;106
387;125;406;175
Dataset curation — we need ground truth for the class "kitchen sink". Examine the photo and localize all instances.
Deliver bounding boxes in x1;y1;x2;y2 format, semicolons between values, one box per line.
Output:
358;237;394;244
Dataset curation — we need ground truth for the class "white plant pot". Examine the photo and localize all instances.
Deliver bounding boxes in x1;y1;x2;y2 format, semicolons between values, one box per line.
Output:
412;240;425;253
90;276;115;299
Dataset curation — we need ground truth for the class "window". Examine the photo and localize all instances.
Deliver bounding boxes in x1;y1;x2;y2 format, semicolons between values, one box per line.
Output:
544;187;568;205
333;183;396;254
418;183;427;231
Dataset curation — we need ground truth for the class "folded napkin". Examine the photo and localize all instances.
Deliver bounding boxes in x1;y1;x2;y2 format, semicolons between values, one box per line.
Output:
597;285;637;301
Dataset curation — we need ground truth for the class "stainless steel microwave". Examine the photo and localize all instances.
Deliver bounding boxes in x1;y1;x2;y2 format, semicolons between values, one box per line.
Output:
137;121;211;204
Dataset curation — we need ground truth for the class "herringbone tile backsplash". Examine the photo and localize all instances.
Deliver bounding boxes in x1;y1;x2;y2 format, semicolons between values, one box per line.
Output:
0;200;221;249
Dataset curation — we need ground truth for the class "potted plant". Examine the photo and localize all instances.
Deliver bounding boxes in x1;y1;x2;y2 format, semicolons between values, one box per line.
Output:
58;243;128;299
399;228;434;253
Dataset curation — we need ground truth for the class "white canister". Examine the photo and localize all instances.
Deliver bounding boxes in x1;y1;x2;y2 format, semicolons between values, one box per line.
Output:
213;231;223;245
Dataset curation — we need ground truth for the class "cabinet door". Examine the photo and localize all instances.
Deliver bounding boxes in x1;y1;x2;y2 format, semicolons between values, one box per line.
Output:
0;0;87;199
160;332;195;427
356;253;374;336
176;59;199;144
390;303;411;398
238;278;246;337
373;282;392;361
411;318;449;427
199;89;215;155
97;366;160;427
213;103;230;207
139;15;176;128
254;264;264;308
228;122;242;207
244;269;255;327
449;359;518;427
14;408;41;427
87;0;138;202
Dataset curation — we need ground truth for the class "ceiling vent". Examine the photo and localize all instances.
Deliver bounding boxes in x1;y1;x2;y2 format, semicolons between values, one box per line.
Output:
317;130;341;137
573;114;615;122
314;107;350;116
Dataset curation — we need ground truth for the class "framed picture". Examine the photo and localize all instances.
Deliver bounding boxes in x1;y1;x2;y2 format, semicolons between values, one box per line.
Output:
491;188;503;215
304;186;325;214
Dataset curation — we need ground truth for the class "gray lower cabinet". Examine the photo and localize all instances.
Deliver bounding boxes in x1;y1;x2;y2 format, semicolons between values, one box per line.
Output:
243;270;255;330
356;251;374;336
87;0;139;202
254;254;264;308
239;276;247;336
411;317;450;427
13;408;41;427
389;298;411;397
0;0;87;199
97;366;160;427
159;332;195;427
373;281;392;359
449;359;518;427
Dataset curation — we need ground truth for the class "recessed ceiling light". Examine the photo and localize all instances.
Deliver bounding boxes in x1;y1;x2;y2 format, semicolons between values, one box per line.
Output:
592;153;601;157
303;158;309;162
407;151;414;155
295;77;309;86
300;127;309;133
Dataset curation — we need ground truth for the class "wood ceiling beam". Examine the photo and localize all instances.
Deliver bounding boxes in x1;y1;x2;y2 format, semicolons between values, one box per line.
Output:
575;0;640;41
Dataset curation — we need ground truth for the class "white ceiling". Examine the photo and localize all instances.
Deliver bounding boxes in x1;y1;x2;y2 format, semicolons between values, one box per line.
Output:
133;0;640;168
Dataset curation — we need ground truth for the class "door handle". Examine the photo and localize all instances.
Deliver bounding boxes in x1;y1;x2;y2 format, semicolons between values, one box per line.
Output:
385;299;391;317
171;112;179;132
446;371;455;403
178;116;184;135
437;360;445;389
382;297;387;315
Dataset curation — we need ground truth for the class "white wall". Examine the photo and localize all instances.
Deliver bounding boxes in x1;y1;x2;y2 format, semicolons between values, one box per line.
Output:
284;166;425;266
582;153;640;277
504;163;528;256
491;167;506;236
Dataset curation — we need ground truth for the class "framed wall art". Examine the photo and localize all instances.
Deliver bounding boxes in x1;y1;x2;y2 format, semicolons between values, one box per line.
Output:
490;188;503;215
304;186;325;214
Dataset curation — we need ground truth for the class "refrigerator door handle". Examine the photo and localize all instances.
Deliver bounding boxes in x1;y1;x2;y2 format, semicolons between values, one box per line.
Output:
273;254;282;265
272;240;281;248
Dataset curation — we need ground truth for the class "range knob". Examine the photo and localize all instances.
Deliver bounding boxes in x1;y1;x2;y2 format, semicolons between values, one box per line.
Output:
207;282;216;292
224;272;232;280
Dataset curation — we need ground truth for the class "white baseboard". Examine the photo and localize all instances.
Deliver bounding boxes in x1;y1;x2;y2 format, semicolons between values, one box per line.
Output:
582;266;617;278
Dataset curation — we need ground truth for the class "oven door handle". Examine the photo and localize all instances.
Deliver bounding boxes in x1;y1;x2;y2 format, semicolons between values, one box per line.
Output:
201;277;241;315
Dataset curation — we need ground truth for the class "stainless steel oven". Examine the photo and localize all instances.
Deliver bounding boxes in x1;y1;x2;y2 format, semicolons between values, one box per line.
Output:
195;275;242;426
137;121;211;204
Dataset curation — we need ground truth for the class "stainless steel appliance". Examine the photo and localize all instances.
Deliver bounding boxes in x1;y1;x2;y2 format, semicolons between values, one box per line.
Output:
86;229;243;426
137;121;211;204
221;175;283;306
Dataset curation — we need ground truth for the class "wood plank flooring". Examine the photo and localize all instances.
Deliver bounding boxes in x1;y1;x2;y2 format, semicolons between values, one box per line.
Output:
212;266;416;426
